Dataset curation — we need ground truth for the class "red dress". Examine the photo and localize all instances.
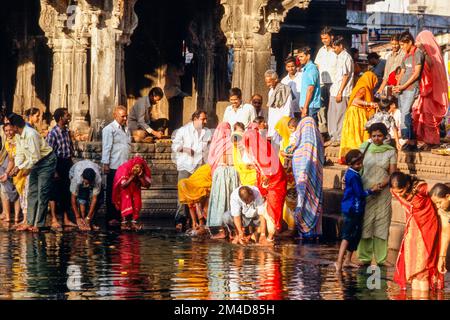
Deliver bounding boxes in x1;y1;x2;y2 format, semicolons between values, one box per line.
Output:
243;128;287;231
392;182;444;290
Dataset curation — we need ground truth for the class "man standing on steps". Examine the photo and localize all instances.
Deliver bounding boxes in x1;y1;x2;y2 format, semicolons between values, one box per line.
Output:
102;105;131;227
171;110;211;232
315;26;337;140
327;36;354;147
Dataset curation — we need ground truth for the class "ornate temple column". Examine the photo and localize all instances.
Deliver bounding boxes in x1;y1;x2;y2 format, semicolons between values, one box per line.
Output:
220;0;311;102
12;38;43;115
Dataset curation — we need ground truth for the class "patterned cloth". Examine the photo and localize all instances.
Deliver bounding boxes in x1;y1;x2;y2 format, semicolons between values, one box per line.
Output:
206;165;240;228
46;125;73;159
292;116;324;239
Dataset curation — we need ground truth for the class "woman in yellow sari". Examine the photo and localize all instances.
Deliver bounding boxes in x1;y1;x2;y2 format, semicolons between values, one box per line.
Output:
274;116;292;166
338;71;378;164
232;130;257;186
178;164;213;230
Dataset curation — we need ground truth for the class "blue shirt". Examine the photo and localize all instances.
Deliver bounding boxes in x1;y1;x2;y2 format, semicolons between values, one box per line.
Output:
341;168;373;215
299;61;321;111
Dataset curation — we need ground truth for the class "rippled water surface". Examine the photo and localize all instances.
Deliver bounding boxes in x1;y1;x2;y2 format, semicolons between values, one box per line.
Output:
0;222;449;300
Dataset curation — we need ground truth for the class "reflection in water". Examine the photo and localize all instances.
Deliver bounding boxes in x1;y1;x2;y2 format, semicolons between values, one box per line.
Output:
0;230;448;300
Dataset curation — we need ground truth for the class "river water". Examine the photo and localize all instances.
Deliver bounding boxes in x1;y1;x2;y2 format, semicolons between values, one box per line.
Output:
0;222;449;300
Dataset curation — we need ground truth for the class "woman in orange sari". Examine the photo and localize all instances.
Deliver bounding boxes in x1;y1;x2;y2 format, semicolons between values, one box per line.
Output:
412;30;448;150
113;157;152;230
390;172;444;292
338;71;378;163
243;126;287;242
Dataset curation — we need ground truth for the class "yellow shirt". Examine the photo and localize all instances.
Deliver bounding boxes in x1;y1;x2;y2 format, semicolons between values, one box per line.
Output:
15;126;53;170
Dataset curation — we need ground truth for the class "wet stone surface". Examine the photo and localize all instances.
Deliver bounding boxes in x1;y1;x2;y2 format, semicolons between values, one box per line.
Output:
0;220;449;300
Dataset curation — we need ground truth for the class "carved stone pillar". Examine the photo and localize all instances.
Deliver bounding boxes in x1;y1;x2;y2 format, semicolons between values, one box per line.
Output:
220;0;311;101
12;38;46;115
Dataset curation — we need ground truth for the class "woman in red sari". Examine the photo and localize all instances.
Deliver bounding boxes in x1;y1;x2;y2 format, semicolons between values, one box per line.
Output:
243;126;287;243
113;157;152;230
412;30;448;151
390;172;444;292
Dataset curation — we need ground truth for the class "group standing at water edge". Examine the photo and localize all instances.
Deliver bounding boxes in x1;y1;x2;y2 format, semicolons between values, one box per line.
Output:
0;26;448;295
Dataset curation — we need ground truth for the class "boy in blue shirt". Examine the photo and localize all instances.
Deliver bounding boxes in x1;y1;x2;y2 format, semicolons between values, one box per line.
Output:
335;149;381;272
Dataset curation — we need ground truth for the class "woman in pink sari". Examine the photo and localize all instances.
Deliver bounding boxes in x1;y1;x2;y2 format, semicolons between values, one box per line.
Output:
113;157;152;230
412;30;448;150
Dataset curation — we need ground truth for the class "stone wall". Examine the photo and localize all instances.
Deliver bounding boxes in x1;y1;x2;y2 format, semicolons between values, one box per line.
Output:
74;140;178;217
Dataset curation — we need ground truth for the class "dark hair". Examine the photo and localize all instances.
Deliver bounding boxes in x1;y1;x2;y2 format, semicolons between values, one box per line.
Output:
345;149;363;166
399;31;414;44
149;87;164;98
233;122;245;131
390;34;400;42
368;122;388;137
24;107;40;117
191;109;207;121
320;26;334;37
253;116;265;124
238;186;254;200
229;87;242;99
297;46;311;56
332;36;345;47
82;168;96;184
3;123;13;130
53;108;68;122
288;117;299;128
390;171;412;189
429;183;450;199
350;47;359;55
284;56;297;65
251;94;263;101
8;113;26;129
367;52;380;61
379;96;397;111
395;66;402;74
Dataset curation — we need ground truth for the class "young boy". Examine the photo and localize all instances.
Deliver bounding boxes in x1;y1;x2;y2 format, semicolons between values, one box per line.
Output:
282;118;300;169
335;149;380;272
365;97;400;149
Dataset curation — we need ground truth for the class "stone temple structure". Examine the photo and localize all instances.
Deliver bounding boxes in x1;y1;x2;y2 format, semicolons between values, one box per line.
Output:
1;0;354;132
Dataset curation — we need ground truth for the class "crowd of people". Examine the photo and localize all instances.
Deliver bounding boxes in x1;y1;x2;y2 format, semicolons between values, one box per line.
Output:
172;27;449;293
0;26;448;294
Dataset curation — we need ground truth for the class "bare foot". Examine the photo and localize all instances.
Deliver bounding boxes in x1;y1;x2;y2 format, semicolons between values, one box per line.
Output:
16;224;31;231
210;229;227;240
76;218;90;231
343;262;360;269
121;221;131;231
51;220;63;232
334;262;343;272
131;221;143;231
29;226;39;233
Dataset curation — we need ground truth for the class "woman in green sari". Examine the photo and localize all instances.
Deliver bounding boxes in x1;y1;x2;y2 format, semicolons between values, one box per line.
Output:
357;122;397;265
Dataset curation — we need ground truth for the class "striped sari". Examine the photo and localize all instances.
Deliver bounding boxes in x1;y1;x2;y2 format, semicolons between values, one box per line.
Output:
292;116;325;239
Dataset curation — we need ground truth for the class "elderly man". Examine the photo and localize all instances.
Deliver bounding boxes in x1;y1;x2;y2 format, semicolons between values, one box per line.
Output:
102;105;131;226
8;113;56;233
128;87;167;141
223;186;272;245
171;110;212;232
264;69;292;139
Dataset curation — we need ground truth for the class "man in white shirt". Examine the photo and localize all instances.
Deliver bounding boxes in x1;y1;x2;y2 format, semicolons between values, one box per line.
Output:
223;186;273;245
101;105;131;226
171;110;212;231
281;56;302;118
315;27;337;137
223;87;256;128
328;36;354;145
265;69;292;139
